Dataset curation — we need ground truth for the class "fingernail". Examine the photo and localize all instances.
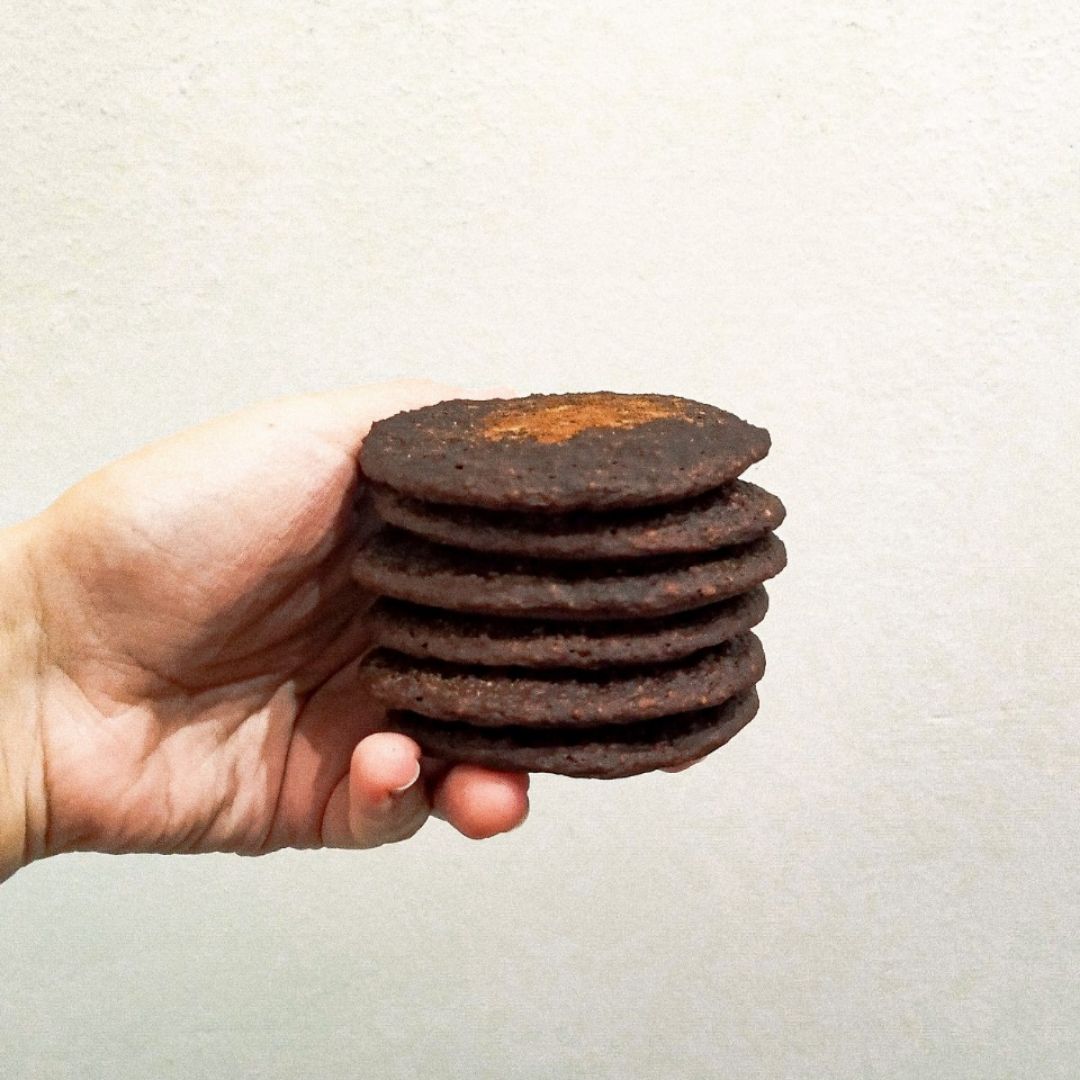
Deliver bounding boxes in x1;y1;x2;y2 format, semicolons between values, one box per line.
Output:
389;760;421;795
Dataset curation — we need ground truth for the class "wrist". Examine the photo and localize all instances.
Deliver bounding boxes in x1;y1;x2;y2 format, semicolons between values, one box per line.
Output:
0;519;48;882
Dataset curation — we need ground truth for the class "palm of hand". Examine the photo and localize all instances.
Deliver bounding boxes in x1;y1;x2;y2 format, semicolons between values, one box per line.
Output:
28;386;526;858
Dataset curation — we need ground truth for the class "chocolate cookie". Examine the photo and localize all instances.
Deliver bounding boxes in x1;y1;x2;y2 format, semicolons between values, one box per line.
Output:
370;480;786;560
388;688;761;779
365;587;769;669
357;632;764;726
353;391;784;780
352;528;787;619
359;393;770;511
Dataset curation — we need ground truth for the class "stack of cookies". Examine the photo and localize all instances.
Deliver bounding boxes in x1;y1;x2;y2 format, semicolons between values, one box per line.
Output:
352;392;786;778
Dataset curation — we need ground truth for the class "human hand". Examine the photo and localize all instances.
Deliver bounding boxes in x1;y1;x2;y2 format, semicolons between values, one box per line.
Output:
0;381;529;879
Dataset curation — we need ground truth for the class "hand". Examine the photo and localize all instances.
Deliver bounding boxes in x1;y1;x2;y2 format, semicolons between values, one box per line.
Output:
1;381;529;878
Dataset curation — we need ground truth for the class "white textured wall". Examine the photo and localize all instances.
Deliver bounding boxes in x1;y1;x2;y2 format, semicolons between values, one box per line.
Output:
2;3;1078;1078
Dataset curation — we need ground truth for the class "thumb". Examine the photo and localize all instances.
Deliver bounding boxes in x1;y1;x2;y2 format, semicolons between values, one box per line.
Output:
301;379;518;457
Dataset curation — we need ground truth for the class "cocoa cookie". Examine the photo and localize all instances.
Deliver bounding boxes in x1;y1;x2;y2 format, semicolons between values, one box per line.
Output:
365;587;769;669
370;480;786;560
352;527;787;620
388;688;761;779
359;393;770;511
358;632;764;726
352;390;784;780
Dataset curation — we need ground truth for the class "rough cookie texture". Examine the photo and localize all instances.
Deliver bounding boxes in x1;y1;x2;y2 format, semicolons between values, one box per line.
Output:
352;391;784;779
352;528;787;619
370;480;786;560
359;393;770;511
365;587;769;669
358;632;764;726
388;689;761;779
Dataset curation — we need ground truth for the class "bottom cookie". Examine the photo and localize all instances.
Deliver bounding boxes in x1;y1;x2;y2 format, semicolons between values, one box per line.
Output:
388;688;760;779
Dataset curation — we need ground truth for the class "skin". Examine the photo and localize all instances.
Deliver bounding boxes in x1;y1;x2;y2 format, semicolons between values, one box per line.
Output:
0;381;531;882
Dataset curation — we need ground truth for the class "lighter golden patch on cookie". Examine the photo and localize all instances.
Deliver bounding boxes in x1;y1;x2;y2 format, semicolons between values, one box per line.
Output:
481;393;685;444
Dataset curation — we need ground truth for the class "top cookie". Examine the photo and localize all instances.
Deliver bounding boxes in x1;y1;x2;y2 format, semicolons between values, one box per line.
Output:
359;392;771;511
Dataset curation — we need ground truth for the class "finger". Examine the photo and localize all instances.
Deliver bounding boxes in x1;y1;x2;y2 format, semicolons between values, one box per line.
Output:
306;380;521;456
432;765;530;840
342;733;429;848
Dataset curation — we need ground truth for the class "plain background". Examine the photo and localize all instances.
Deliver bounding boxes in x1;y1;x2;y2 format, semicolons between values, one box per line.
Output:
2;3;1078;1078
